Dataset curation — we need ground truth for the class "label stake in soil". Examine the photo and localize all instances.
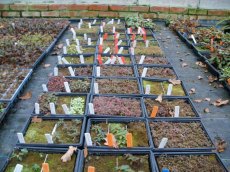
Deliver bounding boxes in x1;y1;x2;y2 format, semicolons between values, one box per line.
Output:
117;56;124;64
64;82;71;93
76;38;80;46
139;55;145;64
54;67;58;76
62;57;69;64
117;40;122;46
57;55;62;64
110;56;116;64
96;66;100;77
138;27;141;34
145;40;149;47
166;84;173;96
66;39;70;46
145;85;151;94
116;33;120;39
49;102;56;114
88;103;95;114
17;133;25;143
84;33;87;40
42;163;50;172
104;57;111;64
107;133;114;147
70;28;76;39
174;106;180;117
93;19;96;24
45;133;53;144
151;106;159;118
87;38;91;46
14;164;23;172
133;40;137;48
126;133;133;147
130;47;135;55
80;55;85;64
104;47;110;54
63;46;67;54
68;66;75;76
42;84;48;92
191;34;197;44
94;83;99;94
88;166;95;172
85;133;93;146
100;26;103;33
76;46;82;54
88;23;91;28
112;26;116;33
141;68;148;77
117;19;120;24
158;137;168;148
35;103;40;114
51;124;58;135
62;104;70;114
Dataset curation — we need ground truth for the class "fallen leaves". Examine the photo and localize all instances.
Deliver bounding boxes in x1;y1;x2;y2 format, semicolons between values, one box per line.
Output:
19;91;32;100
43;64;51;68
197;75;203;80
215;137;227;153
58;43;63;49
212;99;229;107
61;146;77;162
189;88;196;94
194;99;202;103
155;94;163;103
168;79;181;85
203;108;210;113
32;116;42;123
195;61;206;68
181;62;188;67
208;75;218;83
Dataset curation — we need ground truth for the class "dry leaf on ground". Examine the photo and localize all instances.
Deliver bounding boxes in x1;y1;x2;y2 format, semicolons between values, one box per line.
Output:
43;64;51;68
198;76;203;80
212;99;229;107
194;99;202;103
215;137;227;153
181;63;188;67
32;116;42;123
204;108;210;113
195;61;206;68
168;79;181;85
155;94;163;103
189;88;196;94
19;91;32;100
204;98;211;102
208;75;218;83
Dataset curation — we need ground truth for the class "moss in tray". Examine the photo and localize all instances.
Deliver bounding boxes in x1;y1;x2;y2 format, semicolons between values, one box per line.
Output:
103;40;128;47
25;119;82;144
93;96;142;117
5;149;76;172
68;39;96;46
90;121;149;147
100;65;134;77
102;34;126;40
129;34;154;40
58;66;93;76
97;79;139;94
99;56;132;65
0;102;7;114
38;93;86;115
135;46;164;56
67;44;95;54
143;80;186;96
132;41;159;48
84;154;150;172
138;67;176;79
135;56;168;65
64;56;94;64
156;154;226;172
150;121;213;148
144;98;196;117
75;26;98;34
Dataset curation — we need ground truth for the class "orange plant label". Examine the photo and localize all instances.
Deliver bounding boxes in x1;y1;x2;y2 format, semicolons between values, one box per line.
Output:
103;33;108;40
129;27;132;34
42;163;49;172
97;55;102;64
114;46;118;54
121;56;125;64
88;166;95;172
107;133;114;147
132;34;136;41
151;106;159;118
114;38;118;45
98;45;103;54
126;133;133;147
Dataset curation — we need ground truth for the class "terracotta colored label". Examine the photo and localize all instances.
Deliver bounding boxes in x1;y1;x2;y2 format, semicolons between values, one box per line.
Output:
88;166;95;172
97;55;102;64
114;39;118;45
103;33;108;40
114;45;118;54
129;27;132;34
42;163;49;172
126;133;133;147
121;56;125;64
143;34;147;42
114;32;117;39
107;133;114;147
151;106;159;118
98;45;103;54
132;34;136;41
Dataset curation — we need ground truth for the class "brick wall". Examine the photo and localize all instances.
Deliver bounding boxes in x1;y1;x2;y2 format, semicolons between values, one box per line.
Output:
0;4;229;19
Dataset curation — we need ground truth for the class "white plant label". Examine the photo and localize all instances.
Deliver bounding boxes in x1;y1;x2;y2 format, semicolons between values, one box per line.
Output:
14;164;23;172
62;57;69;64
50;103;56;114
138;27;141;34
104;57;111;64
93;19;96;24
68;66;75;76
174;106;180;117
96;66;100;77
88;103;95;114
63;46;67;54
42;84;48;92
45;133;53;144
166;84;173;96
107;20;112;24
130;47;135;55
64;82;71;93
85;133;93;146
76;46;82;54
87;38;91;46
118;57;124;64
84;33;87;40
141;68;148;77
112;26;116;33
78;22;81;29
102;22;105;26
94;83;99;94
54;67;58;76
145;85;151;94
88;23;91;28
158;137;168;148
117;19;120;24
110;56;116;64
51;124;58;135
191;34;197;44
104;47;110;54
132;40;137;47
100;26;103;33
80;19;83;24
80;55;85;64
111;19;114;24
139;55;145;64
35;103;40;114
76;38;80;46
70;28;76;39
66;39;70;46
117;40;122;46
145;40;149;47
62;104;70;114
116;33;120;39
57;55;62;64
17;133;25;143
100;37;103;45
118;47;123;54
127;28;130;34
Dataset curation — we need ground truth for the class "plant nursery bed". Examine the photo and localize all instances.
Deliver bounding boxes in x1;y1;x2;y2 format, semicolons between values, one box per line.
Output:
65;45;96;54
95;78;140;95
87;118;151;149
61;54;95;65
17;116;85;147
47;76;92;93
129;34;155;41
149;119;215;151
102;40;129;47
100;33;127;40
90;95;143;117
3;148;79;172
98;45;129;55
154;152;228;172
37;93;87;116
138;66;177;79
144;97;199;118
96;65;136;77
57;65;94;77
74;26;99;34
134;45;164;56
135;56;169;65
79;150;154;172
97;54;133;65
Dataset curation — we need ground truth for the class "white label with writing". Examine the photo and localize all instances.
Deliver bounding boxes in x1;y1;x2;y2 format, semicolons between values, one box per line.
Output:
133;40;137;47
191;34;197;44
85;133;93;146
62;57;69;64
17;133;25;143
141;68;148;77
139;55;145;64
49;103;56;114
93;19;96;24
174;106;180;117
138;27;141;34
84;33;87;40
100;37;103;45
100;26;103;33
117;19;120;24
158;137;168;148
127;28;130;34
54;67;58;76
88;23;91;28
13;164;23;172
88;103;95;114
78;22;81;29
116;33;120;39
64;82;71;93
76;46;82;54
111;56;116;64
94;83;99;94
112;26;115;33
57;55;62;64
145;40;149;47
70;28;76;39
42;84;48;92
130;47;135;55
87;38;91;46
68;66;75;76
62;104;70;114
145;85;151;94
45;133;53;144
118;57;124;64
63;46;67;54
35;103;40;114
96;66;100;77
104;57;111;64
51;124;58;135
76;38;80;46
117;40;122;46
66;39;70;46
104;47;110;54
118;47;123;54
166;84;173;96
80;55;84;64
